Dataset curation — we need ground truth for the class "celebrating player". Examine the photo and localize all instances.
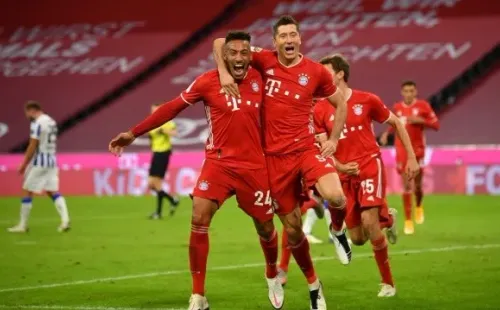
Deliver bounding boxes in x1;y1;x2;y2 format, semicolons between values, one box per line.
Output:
315;54;420;297
109;31;284;310
380;81;440;234
146;103;179;219
214;15;347;309
8;101;71;233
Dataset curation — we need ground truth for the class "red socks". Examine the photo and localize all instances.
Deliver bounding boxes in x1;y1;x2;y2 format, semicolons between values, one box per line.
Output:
290;234;317;284
329;206;346;232
279;227;291;272
259;230;278;279
402;192;412;221
189;224;209;295
371;236;394;286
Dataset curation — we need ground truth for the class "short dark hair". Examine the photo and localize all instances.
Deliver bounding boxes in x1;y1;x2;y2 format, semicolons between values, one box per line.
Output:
225;31;251;44
320;54;350;82
24;100;42;111
272;15;300;37
401;80;417;88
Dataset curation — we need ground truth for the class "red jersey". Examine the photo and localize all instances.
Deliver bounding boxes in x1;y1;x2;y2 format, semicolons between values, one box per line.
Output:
314;89;391;166
250;48;337;155
392;100;439;158
180;69;265;169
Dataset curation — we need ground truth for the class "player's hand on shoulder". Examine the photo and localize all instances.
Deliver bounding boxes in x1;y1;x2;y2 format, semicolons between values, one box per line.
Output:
219;71;240;98
320;139;338;157
405;158;420;180
108;131;135;156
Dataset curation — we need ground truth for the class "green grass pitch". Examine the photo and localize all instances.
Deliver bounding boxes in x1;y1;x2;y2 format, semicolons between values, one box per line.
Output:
1;195;499;310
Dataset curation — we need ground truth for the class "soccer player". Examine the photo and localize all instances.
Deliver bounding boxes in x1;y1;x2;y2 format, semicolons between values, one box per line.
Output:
146;103;179;219
380;81;440;234
315;54;420;297
8;101;70;233
108;31;284;310
214;15;347;309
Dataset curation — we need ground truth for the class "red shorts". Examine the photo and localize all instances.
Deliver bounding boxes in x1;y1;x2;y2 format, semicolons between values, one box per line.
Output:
192;159;273;223
341;156;390;229
396;148;424;175
266;147;336;216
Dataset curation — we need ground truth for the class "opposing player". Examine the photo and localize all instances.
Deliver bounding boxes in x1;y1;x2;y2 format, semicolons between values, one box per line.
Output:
109;31;284;310
315;55;420;297
146;103;179;219
8;101;70;233
380;81;440;234
214;16;347;309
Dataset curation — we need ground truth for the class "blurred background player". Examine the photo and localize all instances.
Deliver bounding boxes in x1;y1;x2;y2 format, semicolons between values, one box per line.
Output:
380;81;440;234
109;31;284;310
146;103;179;219
302;192;333;245
316;55;420;297
8;101;70;233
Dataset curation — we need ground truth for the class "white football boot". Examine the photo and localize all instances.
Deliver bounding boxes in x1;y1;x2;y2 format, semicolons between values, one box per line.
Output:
266;276;284;309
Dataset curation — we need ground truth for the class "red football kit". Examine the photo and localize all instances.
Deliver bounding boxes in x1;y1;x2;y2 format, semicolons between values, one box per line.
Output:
251;48;338;213
314;89;391;229
132;69;273;223
391;99;439;174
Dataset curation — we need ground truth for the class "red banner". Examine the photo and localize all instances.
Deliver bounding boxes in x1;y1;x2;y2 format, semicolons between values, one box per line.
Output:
0;0;233;152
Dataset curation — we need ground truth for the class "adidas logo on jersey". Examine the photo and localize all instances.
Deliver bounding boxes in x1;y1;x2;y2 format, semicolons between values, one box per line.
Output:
266;69;274;75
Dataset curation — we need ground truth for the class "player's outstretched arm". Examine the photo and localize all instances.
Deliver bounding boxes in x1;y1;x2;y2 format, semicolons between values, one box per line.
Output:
19;138;39;174
385;113;419;179
213;38;239;98
108;97;189;156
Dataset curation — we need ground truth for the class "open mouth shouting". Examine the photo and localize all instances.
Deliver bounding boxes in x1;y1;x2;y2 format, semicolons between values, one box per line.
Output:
233;63;245;76
284;45;295;56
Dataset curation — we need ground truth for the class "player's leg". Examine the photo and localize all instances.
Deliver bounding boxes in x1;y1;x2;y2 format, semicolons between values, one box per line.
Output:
8;189;34;233
235;167;283;309
278;226;290;285
8;166;43;233
45;191;70;232
327;179;352;264
302;196;323;244
361;207;396;297
414;164;425;224
397;154;415;234
148;151;178;219
188;160;232;309
267;153;326;310
359;156;395;296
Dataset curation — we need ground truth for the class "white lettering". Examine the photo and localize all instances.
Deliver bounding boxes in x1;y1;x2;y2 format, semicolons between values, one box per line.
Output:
432;42;471;59
128;168;149;196
176;168;198;195
305;30;353;48
486;165;500;195
466;165;486;195
94;169;114;196
265;78;282;97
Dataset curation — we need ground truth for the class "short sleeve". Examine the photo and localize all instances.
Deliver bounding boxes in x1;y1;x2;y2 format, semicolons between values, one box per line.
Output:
314;65;337;98
313;101;327;134
369;94;391;124
180;74;207;105
250;47;274;72
30;122;41;140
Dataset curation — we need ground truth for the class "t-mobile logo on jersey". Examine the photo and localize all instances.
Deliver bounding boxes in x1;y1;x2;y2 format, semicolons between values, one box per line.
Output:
339;124;364;140
225;94;241;111
265;78;281;97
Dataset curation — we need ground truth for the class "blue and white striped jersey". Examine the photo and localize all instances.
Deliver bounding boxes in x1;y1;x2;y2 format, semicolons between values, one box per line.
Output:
30;114;58;168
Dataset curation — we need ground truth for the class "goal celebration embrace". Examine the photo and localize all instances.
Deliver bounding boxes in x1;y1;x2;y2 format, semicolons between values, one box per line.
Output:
109;15;420;310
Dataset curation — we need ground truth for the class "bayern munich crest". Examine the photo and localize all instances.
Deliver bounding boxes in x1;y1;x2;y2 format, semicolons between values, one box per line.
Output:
251;81;260;92
198;180;209;191
298;73;309;86
353;104;363;115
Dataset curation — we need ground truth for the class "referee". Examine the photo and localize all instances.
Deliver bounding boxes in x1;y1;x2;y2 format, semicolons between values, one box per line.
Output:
148;103;179;219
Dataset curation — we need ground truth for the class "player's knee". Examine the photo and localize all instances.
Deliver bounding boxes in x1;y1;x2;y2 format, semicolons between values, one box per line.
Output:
361;210;381;236
349;228;367;245
350;236;366;246
191;199;216;226
324;189;346;209
255;220;275;240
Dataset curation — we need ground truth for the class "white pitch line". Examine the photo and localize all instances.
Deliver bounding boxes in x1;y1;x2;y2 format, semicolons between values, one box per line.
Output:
0;305;183;310
0;243;498;294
